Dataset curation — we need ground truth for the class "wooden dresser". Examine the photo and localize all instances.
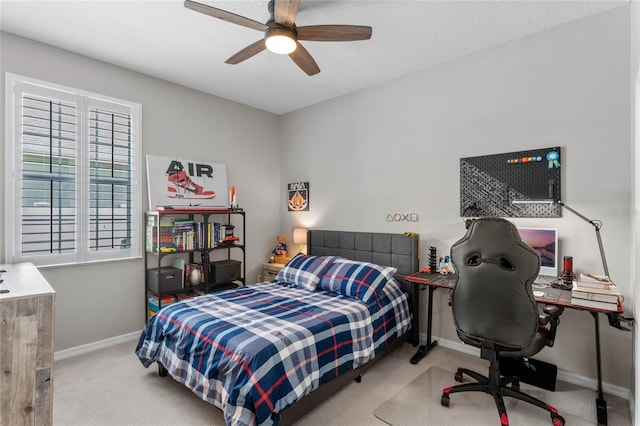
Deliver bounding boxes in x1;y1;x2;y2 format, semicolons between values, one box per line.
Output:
0;262;55;426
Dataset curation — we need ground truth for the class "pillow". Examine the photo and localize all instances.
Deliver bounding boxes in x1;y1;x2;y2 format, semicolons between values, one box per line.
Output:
274;254;337;291
318;259;398;304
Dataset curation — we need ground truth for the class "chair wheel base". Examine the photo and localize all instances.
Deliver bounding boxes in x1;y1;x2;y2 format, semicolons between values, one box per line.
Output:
511;378;520;391
551;414;565;426
441;393;450;407
442;364;565;426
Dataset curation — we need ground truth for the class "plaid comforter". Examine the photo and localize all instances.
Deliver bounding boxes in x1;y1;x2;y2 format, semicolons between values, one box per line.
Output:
135;280;411;426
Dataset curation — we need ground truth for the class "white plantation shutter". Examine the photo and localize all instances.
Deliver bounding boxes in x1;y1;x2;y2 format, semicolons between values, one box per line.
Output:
20;93;78;258
88;104;134;252
5;74;142;267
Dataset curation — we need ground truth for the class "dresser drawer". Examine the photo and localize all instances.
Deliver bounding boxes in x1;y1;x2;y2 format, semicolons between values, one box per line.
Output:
262;263;284;281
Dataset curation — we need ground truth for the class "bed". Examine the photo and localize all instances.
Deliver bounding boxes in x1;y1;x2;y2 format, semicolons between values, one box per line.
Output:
136;230;419;426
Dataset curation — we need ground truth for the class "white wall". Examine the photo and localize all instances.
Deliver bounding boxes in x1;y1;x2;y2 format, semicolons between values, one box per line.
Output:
630;1;639;422
0;32;282;351
280;6;633;390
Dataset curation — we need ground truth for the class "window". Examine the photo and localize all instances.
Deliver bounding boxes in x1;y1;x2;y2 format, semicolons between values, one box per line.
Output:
5;74;142;267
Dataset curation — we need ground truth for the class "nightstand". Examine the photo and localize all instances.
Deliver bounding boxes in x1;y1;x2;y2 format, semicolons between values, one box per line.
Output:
262;262;284;281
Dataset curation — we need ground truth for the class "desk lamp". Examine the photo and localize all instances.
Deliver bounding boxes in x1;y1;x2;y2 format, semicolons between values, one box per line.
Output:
557;201;609;278
511;199;609;279
542;201;631;330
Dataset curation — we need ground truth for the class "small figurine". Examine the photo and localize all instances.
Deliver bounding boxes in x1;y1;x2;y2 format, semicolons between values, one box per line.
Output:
439;255;452;275
272;234;288;257
229;186;238;210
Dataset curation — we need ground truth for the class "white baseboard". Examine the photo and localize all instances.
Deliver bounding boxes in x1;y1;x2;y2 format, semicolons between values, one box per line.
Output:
54;330;140;361
425;333;632;401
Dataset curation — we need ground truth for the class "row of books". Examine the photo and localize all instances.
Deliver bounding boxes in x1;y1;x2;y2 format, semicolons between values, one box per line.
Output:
570;273;621;311
147;291;204;316
146;215;237;252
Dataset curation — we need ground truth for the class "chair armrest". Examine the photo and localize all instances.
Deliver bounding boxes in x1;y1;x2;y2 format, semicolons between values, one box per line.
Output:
539;304;564;347
539;304;563;325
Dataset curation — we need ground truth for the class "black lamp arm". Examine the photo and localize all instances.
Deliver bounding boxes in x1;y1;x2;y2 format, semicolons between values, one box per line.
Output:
558;201;610;278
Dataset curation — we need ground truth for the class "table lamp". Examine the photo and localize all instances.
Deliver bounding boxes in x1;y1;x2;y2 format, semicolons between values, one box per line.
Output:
293;227;308;255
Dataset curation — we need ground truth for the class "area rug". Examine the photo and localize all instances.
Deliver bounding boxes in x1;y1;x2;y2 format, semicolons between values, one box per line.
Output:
374;366;631;426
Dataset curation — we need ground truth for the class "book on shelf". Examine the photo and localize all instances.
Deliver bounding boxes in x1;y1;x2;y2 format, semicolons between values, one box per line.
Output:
571;281;620;304
173;220;195;250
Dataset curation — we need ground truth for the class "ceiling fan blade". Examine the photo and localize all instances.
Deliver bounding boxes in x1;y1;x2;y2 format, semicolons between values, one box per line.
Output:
297;25;372;42
184;0;267;32
225;39;267;64
274;0;301;27
289;42;320;76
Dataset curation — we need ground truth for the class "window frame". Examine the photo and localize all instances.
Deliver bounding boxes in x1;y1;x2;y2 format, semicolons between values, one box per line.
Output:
4;73;143;267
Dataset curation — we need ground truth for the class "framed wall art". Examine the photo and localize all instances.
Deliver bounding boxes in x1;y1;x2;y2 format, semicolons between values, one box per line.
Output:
288;182;309;211
146;154;228;209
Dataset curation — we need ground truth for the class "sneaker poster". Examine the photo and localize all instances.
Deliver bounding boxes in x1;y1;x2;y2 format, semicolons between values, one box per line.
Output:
146;155;229;209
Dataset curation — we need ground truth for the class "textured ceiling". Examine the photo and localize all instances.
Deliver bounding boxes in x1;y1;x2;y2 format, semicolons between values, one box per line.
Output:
0;0;628;114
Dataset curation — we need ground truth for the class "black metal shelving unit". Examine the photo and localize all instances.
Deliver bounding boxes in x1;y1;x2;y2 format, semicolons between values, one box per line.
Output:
144;208;246;319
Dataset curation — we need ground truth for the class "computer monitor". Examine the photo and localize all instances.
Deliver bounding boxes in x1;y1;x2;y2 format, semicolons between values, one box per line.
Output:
517;227;558;278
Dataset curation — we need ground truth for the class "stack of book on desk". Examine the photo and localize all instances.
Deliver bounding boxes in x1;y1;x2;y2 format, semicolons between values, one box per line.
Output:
570;273;620;310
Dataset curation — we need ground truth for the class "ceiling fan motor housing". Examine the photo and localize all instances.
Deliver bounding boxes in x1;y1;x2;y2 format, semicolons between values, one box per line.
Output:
266;23;297;39
265;23;297;54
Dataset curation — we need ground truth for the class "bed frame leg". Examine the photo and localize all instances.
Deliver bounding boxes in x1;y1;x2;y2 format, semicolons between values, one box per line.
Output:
158;362;168;377
355;374;362;383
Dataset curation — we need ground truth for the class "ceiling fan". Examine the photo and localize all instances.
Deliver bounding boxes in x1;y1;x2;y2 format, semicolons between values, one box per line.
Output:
184;0;372;76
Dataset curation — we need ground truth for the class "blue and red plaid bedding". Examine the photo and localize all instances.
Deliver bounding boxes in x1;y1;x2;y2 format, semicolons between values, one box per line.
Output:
135;279;411;426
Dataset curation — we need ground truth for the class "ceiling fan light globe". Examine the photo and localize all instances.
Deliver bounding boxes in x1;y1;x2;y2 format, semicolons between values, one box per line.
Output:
266;34;297;54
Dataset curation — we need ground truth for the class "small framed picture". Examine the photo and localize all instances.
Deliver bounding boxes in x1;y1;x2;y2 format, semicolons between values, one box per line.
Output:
288;182;309;211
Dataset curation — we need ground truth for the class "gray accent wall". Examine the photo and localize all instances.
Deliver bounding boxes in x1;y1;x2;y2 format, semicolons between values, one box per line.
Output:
279;6;633;390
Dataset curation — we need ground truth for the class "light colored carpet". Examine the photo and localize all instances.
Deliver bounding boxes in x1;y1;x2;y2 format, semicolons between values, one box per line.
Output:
53;339;630;425
374;366;632;426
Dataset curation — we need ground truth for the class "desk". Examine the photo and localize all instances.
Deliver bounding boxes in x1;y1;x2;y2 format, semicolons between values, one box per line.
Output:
405;271;632;426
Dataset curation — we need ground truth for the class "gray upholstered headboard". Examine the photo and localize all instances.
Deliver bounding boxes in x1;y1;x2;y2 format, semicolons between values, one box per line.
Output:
307;230;419;277
307;229;420;347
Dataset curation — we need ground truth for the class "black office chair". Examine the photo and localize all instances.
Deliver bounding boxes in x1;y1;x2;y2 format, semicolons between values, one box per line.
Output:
441;217;565;426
